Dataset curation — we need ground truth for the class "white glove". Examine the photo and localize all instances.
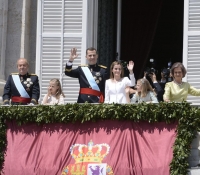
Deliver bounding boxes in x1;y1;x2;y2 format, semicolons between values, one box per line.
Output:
28;103;35;106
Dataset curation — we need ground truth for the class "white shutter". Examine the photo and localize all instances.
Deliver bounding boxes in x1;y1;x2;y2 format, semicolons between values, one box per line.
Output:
183;0;200;104
36;0;87;103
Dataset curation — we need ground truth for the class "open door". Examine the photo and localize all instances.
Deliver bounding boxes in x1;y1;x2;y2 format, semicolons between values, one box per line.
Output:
119;0;183;79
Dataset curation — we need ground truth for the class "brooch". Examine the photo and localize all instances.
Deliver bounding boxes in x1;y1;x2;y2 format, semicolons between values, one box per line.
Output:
95;72;101;76
24;78;33;88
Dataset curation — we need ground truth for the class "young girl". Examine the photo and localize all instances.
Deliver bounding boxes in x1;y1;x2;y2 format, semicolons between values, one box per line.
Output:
129;78;158;103
104;61;135;103
42;78;65;105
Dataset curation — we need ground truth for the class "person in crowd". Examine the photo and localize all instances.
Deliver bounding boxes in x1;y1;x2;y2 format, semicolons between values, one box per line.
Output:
41;78;65;105
147;73;165;102
104;61;135;103
3;58;40;105
163;62;200;102
129;78;158;103
65;47;108;103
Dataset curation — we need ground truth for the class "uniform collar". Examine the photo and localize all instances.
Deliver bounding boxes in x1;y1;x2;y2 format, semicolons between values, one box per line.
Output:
19;72;29;77
88;64;97;68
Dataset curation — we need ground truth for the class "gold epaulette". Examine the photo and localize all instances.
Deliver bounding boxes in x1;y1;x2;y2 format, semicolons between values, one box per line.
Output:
29;73;37;76
99;65;107;69
65;68;72;72
80;64;88;67
11;73;19;75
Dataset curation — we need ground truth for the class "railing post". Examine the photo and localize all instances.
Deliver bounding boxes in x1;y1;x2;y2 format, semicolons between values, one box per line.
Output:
188;132;200;167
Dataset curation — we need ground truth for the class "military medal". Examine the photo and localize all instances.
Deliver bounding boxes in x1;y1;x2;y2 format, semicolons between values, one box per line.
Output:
96;72;101;76
24;78;33;90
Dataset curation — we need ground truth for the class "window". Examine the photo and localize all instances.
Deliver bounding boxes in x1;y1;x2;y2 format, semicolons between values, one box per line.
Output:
36;0;87;103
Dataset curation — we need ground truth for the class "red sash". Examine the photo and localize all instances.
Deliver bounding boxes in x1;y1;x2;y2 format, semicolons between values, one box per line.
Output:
80;88;104;103
11;96;31;103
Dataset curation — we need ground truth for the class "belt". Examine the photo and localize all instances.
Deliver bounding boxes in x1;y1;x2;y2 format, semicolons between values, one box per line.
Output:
80;88;104;103
11;96;31;104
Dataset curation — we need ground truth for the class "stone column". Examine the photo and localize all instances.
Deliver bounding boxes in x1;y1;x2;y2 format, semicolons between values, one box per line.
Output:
20;0;31;59
0;0;32;104
188;132;200;167
0;0;8;103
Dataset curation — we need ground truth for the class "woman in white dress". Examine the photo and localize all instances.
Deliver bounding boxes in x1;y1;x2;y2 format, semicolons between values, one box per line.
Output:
42;78;65;105
104;61;135;103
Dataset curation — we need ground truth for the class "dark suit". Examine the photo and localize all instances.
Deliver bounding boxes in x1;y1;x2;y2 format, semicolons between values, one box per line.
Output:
65;63;108;103
153;82;166;102
3;73;40;105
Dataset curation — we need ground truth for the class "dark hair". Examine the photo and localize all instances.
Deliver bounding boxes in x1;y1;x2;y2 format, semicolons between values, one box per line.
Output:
170;62;187;78
109;61;124;79
86;47;98;55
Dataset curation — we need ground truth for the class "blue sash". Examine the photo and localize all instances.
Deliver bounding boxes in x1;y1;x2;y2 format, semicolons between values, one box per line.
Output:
12;75;30;98
81;67;100;91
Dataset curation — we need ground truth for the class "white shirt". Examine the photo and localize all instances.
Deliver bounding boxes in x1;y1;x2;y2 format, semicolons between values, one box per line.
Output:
104;74;135;104
41;94;65;105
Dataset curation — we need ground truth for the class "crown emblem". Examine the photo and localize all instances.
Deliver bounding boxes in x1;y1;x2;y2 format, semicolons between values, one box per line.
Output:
61;140;114;175
70;140;110;164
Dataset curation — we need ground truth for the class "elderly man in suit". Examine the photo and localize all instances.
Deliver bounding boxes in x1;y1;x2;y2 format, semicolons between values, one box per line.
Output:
3;58;40;105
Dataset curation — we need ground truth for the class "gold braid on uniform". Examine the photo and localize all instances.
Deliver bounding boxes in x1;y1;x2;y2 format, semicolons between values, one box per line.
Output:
3;99;9;104
99;65;107;69
65;68;72;72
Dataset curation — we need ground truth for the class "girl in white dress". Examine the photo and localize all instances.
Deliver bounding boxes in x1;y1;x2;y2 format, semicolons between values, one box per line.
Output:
104;61;135;103
130;78;158;103
42;78;65;105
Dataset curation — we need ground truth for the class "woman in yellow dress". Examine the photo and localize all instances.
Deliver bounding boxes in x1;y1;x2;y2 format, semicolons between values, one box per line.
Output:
163;62;200;102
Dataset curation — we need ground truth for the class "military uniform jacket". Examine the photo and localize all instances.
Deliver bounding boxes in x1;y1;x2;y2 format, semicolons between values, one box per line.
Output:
65;63;108;103
3;73;40;105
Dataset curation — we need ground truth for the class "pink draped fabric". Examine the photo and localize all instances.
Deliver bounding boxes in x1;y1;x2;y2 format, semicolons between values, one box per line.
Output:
2;120;177;175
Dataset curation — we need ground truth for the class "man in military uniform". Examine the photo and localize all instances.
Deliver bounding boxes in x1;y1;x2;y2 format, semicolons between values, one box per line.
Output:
65;47;108;103
3;58;40;105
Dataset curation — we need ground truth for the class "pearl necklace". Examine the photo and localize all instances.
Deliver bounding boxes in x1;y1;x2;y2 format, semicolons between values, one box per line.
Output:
173;80;183;86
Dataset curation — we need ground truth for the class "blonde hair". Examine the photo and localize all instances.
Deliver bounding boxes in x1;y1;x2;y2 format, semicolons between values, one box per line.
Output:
109;61;124;79
49;78;65;99
137;78;156;97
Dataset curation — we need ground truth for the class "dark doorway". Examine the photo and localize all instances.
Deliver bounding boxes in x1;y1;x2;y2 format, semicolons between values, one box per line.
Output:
120;0;183;80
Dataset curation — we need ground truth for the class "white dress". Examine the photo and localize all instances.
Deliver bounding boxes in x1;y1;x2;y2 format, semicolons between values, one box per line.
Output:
41;94;65;105
104;74;135;104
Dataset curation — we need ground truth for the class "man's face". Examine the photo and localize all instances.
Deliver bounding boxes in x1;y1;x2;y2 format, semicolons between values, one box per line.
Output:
17;59;29;75
86;50;98;65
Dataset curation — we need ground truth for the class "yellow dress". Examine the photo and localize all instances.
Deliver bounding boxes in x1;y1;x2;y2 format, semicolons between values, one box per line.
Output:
163;81;200;102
